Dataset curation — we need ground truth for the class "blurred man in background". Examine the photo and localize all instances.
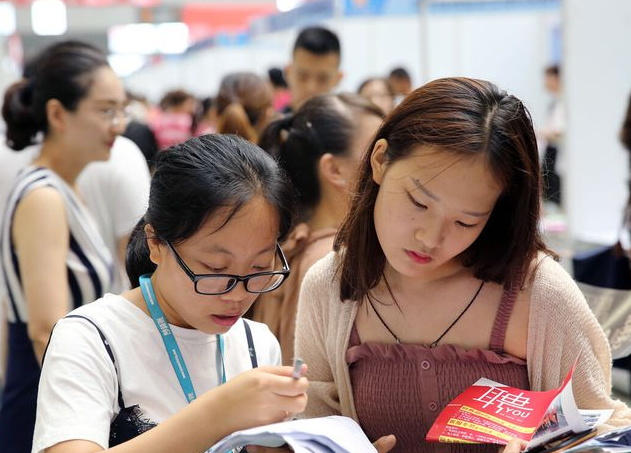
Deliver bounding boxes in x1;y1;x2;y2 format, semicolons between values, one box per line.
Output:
540;64;565;206
284;26;343;113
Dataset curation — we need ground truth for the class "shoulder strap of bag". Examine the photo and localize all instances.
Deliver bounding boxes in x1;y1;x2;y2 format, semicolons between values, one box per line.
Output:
243;319;258;368
65;314;126;409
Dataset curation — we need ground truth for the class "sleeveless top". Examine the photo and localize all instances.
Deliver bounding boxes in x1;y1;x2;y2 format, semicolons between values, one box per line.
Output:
346;285;529;453
0;166;113;453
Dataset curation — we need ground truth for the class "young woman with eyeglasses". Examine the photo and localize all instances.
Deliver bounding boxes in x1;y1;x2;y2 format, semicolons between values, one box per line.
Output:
0;40;128;452
31;133;308;453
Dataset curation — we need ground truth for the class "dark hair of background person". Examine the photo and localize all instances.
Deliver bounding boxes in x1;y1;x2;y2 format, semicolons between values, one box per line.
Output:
545;64;560;77
159;89;195;111
123;121;159;170
335;77;555;302
200;96;215;117
2;40;108;151
125;133;295;287
620;94;631;228
121;90;159;169
357;77;394;96
621;94;631;153
216;72;272;142
293;26;341;58
268;68;288;89
259;93;384;220
388;67;411;81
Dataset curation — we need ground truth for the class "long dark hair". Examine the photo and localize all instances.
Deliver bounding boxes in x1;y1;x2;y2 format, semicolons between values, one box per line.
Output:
336;77;553;301
2;40;108;150
216;72;272;143
620;94;631;228
259;93;384;219
125;134;295;287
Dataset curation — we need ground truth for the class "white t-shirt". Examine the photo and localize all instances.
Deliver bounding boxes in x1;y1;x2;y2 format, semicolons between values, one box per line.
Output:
77;136;151;293
32;294;281;453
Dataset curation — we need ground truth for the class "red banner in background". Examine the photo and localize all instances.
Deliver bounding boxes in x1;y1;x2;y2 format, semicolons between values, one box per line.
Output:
182;3;277;42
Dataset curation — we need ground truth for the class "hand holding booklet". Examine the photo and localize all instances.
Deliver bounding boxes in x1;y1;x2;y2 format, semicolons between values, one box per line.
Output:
207;415;377;453
426;363;613;452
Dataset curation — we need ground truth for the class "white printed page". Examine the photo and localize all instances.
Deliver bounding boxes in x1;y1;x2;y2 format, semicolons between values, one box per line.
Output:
208;416;377;453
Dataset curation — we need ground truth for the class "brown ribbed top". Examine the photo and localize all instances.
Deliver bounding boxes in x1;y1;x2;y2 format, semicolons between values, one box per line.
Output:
346;287;529;453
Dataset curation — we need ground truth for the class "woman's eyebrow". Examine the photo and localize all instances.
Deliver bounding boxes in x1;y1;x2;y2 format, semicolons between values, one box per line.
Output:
411;177;491;217
205;244;275;256
411;177;440;201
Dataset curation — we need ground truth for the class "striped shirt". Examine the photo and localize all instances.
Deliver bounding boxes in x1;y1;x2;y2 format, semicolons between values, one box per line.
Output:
1;166;114;322
0;166;113;453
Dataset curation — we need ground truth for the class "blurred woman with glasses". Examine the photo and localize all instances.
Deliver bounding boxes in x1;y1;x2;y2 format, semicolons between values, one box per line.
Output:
0;40;127;452
31;133;308;453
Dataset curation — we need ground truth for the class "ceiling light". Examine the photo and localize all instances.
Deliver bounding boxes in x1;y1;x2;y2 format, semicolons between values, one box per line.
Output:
0;2;16;36
31;0;67;36
277;0;303;13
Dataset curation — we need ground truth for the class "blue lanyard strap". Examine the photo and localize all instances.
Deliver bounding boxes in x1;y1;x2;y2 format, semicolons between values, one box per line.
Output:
139;274;225;404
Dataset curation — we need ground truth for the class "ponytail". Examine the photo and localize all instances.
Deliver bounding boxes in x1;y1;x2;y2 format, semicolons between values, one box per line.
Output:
125;217;156;288
258;114;293;158
217;103;257;143
2;80;42;150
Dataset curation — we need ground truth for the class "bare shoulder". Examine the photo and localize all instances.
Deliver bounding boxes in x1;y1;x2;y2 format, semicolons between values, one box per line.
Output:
13;186;68;243
14;186;65;219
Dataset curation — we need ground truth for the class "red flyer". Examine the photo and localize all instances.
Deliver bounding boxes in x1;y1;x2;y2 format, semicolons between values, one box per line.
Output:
426;364;611;451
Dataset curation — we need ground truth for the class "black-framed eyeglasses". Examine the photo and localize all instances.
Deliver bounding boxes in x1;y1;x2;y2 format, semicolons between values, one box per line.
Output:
166;241;290;295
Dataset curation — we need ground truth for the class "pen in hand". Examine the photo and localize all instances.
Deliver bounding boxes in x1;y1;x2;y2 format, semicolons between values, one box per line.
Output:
292;357;304;379
281;357;306;423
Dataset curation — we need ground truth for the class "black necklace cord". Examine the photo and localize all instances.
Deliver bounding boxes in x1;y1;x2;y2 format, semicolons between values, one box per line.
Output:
367;280;486;347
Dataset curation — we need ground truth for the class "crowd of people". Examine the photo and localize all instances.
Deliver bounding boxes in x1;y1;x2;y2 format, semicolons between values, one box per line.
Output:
0;24;629;453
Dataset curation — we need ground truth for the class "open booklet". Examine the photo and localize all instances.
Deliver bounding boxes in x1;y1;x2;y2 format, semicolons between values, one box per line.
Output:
426;364;613;452
557;424;631;452
207;415;377;453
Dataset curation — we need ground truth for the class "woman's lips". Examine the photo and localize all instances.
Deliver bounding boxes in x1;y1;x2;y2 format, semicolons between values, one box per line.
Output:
406;249;432;264
211;314;241;327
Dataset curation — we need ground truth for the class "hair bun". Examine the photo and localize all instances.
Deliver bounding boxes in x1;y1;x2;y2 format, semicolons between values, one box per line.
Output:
2;79;40;151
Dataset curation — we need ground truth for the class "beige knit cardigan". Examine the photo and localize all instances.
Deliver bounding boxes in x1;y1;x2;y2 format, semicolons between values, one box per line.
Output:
294;251;631;429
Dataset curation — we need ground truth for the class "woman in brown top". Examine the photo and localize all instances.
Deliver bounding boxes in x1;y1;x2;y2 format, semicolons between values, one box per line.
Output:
294;78;631;453
250;93;384;365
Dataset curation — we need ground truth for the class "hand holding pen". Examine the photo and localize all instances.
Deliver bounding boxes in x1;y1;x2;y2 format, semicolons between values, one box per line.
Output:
244;359;308;453
217;363;309;435
292;357;305;380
